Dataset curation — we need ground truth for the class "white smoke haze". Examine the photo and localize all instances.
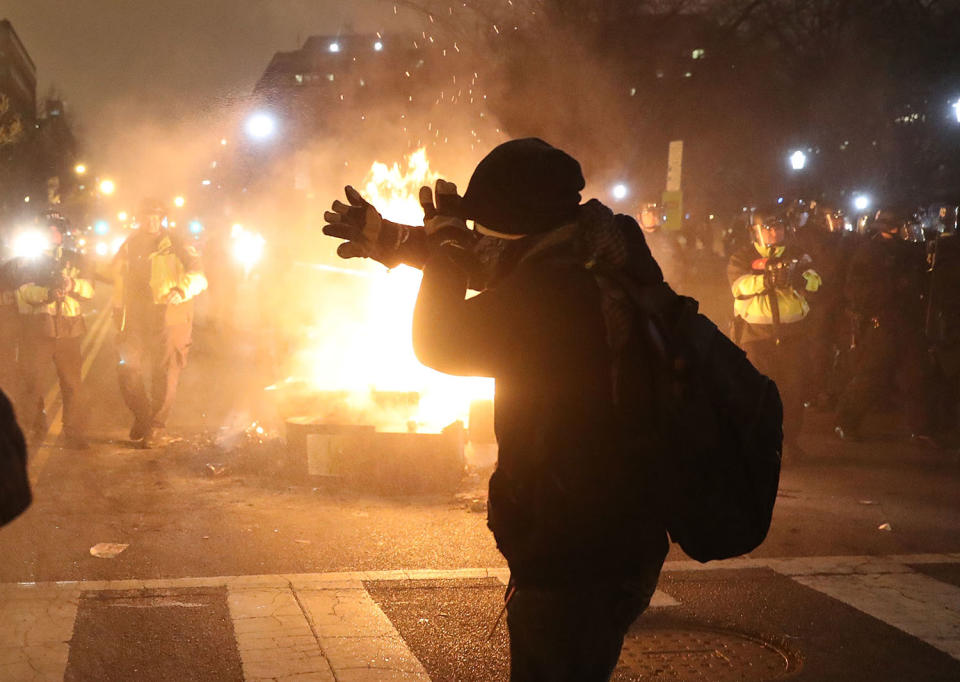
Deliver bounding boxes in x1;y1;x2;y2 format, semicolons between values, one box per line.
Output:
83;77;504;435
66;0;678;436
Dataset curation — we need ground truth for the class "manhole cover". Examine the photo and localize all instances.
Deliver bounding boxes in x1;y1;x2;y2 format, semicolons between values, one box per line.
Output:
615;627;797;681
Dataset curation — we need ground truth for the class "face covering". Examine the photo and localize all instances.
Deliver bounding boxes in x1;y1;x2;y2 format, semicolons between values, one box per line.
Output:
473;234;511;287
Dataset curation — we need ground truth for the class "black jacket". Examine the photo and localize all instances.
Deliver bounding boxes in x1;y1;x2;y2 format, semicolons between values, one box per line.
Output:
845;234;926;328
413;224;668;586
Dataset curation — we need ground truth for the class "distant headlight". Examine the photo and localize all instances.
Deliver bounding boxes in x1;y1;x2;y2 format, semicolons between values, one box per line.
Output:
12;231;49;259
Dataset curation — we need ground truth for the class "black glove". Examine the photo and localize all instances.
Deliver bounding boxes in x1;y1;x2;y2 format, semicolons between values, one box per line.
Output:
322;185;417;269
764;261;789;289
418;179;471;241
418;180;482;278
788;265;808;291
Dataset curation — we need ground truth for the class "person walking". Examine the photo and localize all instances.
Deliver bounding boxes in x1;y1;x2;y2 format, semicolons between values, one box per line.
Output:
12;212;93;449
111;198;207;448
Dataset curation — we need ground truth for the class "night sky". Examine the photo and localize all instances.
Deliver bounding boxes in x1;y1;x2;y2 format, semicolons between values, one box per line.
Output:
0;0;400;144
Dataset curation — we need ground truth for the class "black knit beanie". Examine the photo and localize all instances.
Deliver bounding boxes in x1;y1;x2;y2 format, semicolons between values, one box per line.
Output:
460;138;585;235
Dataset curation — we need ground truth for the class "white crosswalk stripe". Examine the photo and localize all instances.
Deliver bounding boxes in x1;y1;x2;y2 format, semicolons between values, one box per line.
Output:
793;572;960;660
0;554;958;680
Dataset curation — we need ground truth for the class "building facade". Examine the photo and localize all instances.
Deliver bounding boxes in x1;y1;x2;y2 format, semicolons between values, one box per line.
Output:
0;19;37;123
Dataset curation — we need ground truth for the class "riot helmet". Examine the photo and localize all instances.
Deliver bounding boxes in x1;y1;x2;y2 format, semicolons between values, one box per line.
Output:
749;210;788;248
868;208;907;238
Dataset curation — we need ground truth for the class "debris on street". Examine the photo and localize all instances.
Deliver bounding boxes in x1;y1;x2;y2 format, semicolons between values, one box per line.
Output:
89;543;129;559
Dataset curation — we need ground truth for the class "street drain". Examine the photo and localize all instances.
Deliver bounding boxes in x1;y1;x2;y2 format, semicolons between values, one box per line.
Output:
616;627;797;681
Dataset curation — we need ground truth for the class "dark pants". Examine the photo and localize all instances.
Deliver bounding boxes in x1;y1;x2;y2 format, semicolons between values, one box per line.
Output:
836;324;930;434
743;335;806;446
506;572;660;682
0;307;19;396
117;313;192;429
19;332;85;439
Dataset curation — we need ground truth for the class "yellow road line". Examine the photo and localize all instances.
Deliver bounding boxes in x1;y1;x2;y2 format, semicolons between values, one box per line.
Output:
31;307;114;484
40;306;111;411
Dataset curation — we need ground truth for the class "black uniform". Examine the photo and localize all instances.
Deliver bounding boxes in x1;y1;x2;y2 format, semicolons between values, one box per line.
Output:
926;233;960;436
836;233;930;437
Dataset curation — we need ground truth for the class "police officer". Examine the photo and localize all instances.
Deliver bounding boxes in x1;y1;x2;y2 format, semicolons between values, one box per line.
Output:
835;209;931;442
12;212;93;449
728;210;821;457
112;199;207;448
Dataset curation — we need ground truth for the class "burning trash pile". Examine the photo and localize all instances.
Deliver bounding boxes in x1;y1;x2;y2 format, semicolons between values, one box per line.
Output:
265;149;495;493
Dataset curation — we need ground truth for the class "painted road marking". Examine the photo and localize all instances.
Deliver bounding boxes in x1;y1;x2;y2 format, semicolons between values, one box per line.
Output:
39;305;110;417
793;571;960;660
29;305;113;485
295;582;432;681
2;553;959;680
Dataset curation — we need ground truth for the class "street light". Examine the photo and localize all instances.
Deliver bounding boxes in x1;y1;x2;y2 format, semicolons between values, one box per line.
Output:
245;112;277;141
953;97;960;123
789;150;807;171
74;163;87;175
12;230;49;259
853;194;871;212
611;183;629;201
99;179;116;195
173;196;185;208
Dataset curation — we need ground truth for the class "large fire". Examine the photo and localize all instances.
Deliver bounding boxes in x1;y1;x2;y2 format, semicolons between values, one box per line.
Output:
282;149;494;433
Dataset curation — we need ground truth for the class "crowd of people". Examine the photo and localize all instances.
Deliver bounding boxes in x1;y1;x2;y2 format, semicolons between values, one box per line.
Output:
641;200;960;457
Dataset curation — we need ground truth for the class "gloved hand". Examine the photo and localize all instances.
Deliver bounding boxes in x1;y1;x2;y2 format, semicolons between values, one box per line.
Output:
322;185;415;268
796;268;821;292
163;288;185;305
419;179;480;276
419;179;467;237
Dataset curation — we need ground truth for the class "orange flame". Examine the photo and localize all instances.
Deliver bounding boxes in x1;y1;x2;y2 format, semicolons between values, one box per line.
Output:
288;148;493;432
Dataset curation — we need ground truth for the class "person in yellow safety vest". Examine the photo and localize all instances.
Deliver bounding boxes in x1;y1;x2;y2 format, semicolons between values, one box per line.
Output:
111;198;207;448
727;210;821;459
12;213;94;449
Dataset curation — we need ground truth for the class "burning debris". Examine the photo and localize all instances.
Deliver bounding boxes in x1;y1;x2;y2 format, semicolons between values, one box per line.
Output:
273;147;494;444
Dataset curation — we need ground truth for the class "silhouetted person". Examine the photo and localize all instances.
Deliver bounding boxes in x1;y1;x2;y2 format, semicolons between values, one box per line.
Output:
835;209;932;442
324;138;668;681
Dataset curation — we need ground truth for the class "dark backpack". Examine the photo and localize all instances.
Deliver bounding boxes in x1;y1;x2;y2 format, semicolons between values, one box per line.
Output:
596;273;783;563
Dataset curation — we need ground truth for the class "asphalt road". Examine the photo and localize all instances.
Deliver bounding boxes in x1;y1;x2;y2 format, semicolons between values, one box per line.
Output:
1;291;959;680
